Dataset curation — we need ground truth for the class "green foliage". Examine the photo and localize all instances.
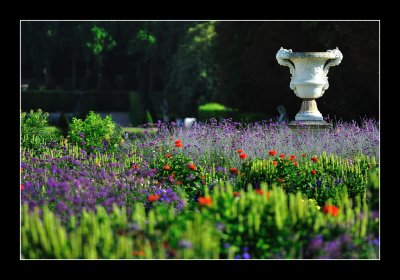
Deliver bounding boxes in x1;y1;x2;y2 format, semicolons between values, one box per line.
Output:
238;153;377;206
21;109;60;151
21;180;378;259
198;102;236;121
68;111;123;153
86;25;116;56
145;110;154;124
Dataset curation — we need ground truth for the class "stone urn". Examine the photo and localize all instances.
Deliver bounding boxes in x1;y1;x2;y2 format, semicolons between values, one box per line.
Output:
276;47;343;123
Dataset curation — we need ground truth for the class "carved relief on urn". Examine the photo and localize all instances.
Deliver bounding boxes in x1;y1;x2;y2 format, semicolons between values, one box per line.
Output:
276;47;343;121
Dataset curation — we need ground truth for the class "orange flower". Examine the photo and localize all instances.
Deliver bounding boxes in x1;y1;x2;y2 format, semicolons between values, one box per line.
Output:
311;157;318;163
237;149;244;154
188;163;197;170
20;184;25;191
147;194;160;202
175;142;183;148
171;173;175;178
255;189;264;195
311;169;317;176
233;191;241;197
174;180;183;185
268;150;277;156
323;205;339;217
239;153;247;159
272;161;278;166
158;147;163;151
165;153;172;158
131;250;145;256
229;167;238;174
201;175;205;179
277;178;285;183
163;165;171;171
198;196;213;206
290;155;296;161
279;154;285;159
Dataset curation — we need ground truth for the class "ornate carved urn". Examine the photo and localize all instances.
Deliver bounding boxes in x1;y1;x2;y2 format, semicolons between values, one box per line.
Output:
276;47;343;122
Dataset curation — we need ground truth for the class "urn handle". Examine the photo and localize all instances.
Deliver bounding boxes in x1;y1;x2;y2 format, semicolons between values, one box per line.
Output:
276;47;296;91
324;47;343;75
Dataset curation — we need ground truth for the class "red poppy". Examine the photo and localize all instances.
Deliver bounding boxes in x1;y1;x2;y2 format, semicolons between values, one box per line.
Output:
131;250;145;256
165;153;172;158
148;194;160;202
277;178;285;183
163;165;171;171
188;163;197;170
237;149;244;154
132;164;138;170
229;167;238;174
201;175;205;179
233;191;241;197
268;150;277;156
239;153;247;159
255;189;264;195
323;205;339;217
198;196;213;206
293;161;299;167
279;154;286;159
311;157;318;163
20;184;25;191
311;169;317;175
290;155;296;161
175;139;182;144
272;161;278;166
175;142;183;148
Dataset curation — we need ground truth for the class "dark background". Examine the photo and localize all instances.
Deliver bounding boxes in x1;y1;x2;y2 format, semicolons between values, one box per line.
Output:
21;21;379;123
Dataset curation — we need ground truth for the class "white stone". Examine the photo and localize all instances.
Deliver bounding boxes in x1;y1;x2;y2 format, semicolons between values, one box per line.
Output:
276;47;343;121
184;118;196;128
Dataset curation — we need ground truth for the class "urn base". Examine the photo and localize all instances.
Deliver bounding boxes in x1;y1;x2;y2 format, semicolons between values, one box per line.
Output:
295;99;323;121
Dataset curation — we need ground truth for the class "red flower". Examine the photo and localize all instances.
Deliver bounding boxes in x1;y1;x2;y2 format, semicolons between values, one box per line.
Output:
175;139;182;144
163;165;171;171
131;250;145;256
233;191;241;197
255;189;264;195
279;154;286;159
20;184;25;191
198;196;213;206
301;153;307;157
201;175;205;179
311;157;318;163
290;155;296;161
175;142;183;148
272;161;278;166
311;169;317;175
239;153;247;159
148;194;160;202
132;164;138;170
229;167;238;174
165;153;172;158
174;180;183;185
237;149;244;154
268;150;277;156
188;163;197;170
323;205;339;217
293;161;299;167
277;178;285;183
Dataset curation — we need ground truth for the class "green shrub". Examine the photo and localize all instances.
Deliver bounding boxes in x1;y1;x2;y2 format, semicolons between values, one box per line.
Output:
21;109;59;151
198;102;237;121
145;110;154;124
68;111;123;153
129;92;145;126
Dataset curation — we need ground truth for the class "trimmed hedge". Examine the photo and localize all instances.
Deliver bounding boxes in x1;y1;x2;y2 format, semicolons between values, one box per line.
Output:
198;102;266;122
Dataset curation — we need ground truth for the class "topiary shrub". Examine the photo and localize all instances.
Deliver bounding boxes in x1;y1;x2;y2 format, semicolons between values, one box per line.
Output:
198;103;237;121
68;111;123;153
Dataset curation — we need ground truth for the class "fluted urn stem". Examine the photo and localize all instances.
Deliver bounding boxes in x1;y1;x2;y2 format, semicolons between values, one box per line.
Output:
296;99;323;121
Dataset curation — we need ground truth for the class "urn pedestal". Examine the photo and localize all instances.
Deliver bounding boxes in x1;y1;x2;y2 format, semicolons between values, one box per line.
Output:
276;47;343;131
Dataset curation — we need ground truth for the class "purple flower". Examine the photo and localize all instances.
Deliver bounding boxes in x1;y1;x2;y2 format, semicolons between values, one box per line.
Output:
309;235;324;250
242;253;251;259
55;201;68;212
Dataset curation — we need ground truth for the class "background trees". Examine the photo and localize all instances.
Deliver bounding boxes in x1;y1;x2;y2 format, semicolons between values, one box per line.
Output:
21;21;379;122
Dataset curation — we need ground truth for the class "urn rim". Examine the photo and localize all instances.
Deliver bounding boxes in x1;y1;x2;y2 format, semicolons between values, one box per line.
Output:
279;52;336;59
